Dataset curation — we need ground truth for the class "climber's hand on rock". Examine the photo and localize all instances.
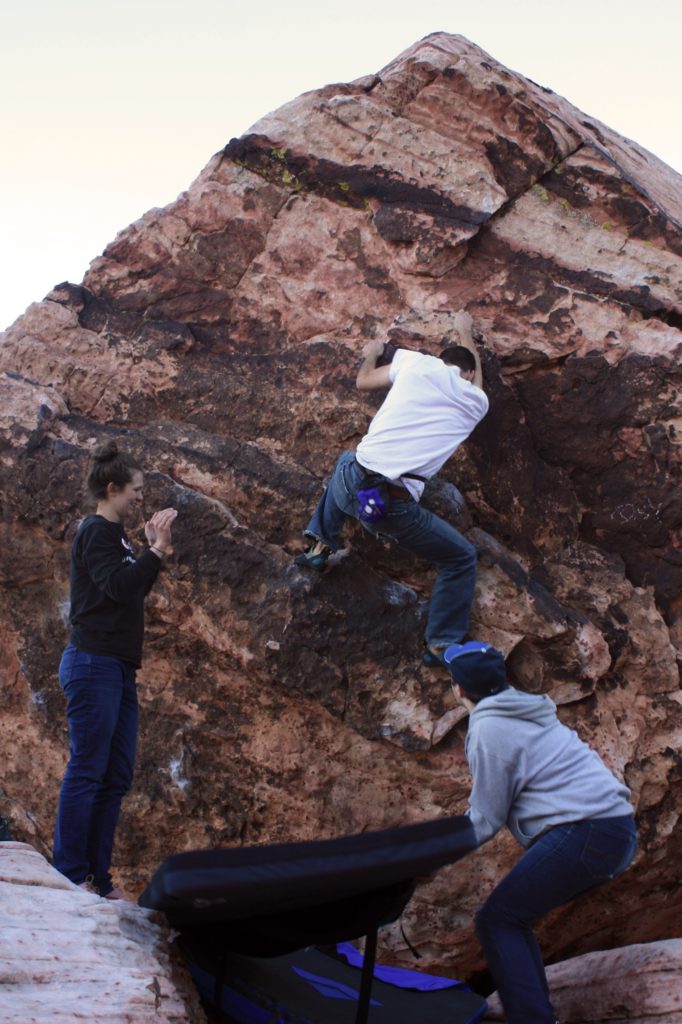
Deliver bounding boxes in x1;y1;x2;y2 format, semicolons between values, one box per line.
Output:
453;309;474;338
357;339;392;389
362;338;385;360
452;310;483;389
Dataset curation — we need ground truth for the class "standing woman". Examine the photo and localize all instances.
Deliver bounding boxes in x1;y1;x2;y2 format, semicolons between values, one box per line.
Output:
53;441;177;898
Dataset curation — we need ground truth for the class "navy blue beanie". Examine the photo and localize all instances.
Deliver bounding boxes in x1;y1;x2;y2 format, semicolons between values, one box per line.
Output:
444;641;508;698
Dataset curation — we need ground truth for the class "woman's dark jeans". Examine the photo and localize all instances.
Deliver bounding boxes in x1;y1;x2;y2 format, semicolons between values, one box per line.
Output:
304;451;477;645
53;645;138;896
475;815;638;1024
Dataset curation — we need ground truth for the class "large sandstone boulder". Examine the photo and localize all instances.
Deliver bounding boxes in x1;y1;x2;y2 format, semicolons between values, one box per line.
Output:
0;842;206;1023
0;31;680;986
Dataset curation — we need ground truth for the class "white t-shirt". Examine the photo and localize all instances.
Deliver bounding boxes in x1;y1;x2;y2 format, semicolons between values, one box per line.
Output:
355;349;489;501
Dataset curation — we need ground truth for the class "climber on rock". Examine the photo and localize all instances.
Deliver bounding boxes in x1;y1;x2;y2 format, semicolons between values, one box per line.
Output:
445;641;637;1024
295;309;488;666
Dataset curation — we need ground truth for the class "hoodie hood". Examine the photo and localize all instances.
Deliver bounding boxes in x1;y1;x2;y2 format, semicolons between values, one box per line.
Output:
471;687;557;728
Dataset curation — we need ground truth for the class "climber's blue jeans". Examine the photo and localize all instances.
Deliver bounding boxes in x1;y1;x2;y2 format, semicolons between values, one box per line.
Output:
53;645;138;896
304;450;477;645
475;815;637;1024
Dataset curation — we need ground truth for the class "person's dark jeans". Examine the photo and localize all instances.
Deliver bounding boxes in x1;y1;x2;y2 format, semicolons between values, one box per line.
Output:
53;645;138;896
304;450;477;645
475;815;638;1024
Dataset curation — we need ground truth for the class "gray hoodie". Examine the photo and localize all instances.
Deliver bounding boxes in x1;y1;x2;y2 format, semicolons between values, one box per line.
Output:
465;688;633;848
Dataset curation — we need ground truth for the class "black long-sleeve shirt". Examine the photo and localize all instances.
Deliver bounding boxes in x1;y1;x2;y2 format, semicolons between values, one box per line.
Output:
68;515;161;667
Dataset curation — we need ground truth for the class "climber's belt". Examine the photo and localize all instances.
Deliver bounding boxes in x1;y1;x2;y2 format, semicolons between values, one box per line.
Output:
387;483;412;501
354;458;412;502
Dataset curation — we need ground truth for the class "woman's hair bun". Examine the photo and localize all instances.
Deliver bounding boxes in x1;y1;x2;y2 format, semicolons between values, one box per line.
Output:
86;441;141;499
93;441;119;463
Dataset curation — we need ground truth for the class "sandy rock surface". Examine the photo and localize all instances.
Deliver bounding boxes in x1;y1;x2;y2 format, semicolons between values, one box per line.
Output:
484;938;682;1023
0;842;206;1023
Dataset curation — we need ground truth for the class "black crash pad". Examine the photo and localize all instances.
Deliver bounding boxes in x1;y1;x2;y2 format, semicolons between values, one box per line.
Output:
139;815;480;1023
139;814;478;953
187;945;488;1024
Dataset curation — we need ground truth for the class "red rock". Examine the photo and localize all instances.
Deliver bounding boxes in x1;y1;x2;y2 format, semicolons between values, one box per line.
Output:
0;32;680;996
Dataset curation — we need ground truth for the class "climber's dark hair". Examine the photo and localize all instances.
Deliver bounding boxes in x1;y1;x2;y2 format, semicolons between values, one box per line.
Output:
86;441;141;500
439;345;476;372
457;682;510;705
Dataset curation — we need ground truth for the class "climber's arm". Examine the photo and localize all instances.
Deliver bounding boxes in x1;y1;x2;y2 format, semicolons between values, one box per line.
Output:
356;339;392;391
454;310;484;391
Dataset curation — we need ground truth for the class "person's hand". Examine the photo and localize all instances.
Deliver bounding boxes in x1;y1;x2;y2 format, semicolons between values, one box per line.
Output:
453;309;474;336
362;338;385;360
145;508;177;552
145;518;157;546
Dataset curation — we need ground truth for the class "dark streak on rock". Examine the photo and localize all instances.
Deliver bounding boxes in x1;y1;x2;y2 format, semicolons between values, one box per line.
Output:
543;159;682;260
223;134;488;230
474;235;682;326
484;136;548;197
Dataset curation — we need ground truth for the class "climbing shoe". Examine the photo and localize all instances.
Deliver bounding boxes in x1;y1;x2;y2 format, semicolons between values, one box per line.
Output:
422;643;449;668
294;544;331;572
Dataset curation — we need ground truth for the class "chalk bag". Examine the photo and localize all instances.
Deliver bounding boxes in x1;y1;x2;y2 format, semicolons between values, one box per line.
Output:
357;486;388;523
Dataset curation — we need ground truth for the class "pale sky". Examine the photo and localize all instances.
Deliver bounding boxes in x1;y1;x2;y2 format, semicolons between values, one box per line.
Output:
1;0;680;332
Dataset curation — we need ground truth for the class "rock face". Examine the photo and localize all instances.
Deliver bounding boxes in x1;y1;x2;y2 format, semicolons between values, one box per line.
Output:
484;939;682;1023
0;841;206;1023
0;32;680;985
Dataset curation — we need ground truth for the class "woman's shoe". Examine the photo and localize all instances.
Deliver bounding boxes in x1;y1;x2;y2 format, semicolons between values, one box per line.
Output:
104;887;130;901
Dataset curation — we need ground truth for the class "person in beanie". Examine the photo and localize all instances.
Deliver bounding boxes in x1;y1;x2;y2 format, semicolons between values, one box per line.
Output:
445;641;637;1024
